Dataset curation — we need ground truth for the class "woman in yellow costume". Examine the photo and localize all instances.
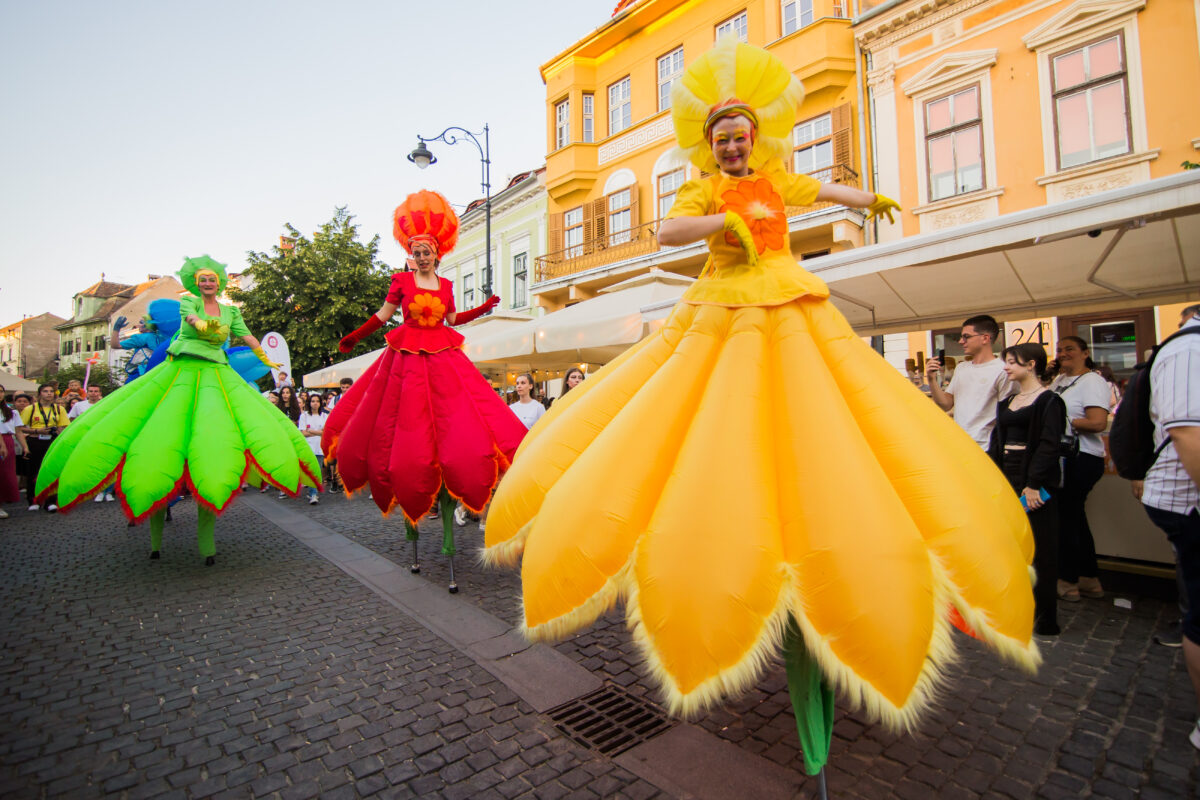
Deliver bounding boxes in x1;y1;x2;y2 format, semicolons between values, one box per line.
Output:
483;39;1039;777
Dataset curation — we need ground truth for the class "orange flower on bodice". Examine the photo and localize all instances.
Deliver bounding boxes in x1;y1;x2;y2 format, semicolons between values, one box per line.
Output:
719;177;787;254
408;293;446;327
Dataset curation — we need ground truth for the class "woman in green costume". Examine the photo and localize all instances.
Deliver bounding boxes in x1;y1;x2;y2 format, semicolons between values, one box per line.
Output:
35;256;322;565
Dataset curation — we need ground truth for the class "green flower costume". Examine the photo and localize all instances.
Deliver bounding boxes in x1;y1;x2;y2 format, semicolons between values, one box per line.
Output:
35;256;321;559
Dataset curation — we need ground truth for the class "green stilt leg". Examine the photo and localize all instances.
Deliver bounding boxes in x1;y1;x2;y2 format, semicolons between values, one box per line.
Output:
783;614;835;784
149;509;165;558
197;506;216;559
405;518;420;574
438;487;459;593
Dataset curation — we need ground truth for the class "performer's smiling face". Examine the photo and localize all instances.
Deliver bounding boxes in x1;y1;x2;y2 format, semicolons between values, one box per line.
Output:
710;115;754;177
196;272;220;297
411;243;437;272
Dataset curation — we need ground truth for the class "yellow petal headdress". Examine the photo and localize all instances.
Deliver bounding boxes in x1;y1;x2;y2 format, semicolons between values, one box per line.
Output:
670;37;803;173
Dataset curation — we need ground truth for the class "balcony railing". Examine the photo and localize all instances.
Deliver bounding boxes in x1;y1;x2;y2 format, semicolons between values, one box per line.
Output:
534;164;859;284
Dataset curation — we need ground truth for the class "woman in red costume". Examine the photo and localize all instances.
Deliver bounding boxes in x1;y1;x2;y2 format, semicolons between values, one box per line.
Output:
324;191;527;592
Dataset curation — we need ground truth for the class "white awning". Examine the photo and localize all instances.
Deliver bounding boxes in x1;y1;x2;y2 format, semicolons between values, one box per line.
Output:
807;170;1200;334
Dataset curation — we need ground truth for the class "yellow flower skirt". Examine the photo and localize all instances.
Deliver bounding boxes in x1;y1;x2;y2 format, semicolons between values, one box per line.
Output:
483;297;1039;729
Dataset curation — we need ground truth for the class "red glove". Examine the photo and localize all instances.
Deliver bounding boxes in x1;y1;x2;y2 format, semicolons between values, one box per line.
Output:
452;295;500;326
338;314;383;353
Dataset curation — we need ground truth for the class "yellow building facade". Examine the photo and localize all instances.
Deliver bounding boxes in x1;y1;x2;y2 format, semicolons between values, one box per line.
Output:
535;0;864;311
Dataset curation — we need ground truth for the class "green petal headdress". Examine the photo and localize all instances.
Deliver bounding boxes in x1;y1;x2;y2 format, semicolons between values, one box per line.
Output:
178;255;228;297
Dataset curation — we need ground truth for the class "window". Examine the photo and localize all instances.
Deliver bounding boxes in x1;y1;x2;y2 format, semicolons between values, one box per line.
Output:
608;189;632;245
94;334;105;351
582;94;594;143
782;0;812;35
1051;34;1130;170
555;99;570;149
793;114;833;174
658;48;684;112
564;206;584;257
512;253;528;308
462;272;475;309
657;169;685;218
924;85;984;201
716;11;748;42
608;78;631;135
832;0;847;17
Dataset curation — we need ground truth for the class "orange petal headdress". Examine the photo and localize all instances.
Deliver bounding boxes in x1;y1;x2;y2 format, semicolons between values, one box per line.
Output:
393;191;459;258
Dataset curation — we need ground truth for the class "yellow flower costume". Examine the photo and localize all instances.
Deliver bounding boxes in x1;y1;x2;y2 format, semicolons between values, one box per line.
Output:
484;40;1038;770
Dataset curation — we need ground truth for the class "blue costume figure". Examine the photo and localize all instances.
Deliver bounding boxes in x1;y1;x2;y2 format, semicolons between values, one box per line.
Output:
111;299;177;383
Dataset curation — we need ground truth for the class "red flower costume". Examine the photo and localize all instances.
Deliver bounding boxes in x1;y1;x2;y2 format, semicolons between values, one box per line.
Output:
323;193;526;524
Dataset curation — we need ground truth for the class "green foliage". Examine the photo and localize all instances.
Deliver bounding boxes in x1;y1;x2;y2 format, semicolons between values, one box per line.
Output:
52;361;121;395
229;207;393;382
1183;161;1200;171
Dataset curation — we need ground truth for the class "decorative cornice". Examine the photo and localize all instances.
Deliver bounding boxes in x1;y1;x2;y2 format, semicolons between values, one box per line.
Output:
857;0;989;50
900;48;998;96
598;115;672;165
1023;0;1146;50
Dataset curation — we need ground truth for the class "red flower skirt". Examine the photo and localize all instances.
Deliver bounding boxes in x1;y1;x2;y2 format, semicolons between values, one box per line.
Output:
322;345;526;522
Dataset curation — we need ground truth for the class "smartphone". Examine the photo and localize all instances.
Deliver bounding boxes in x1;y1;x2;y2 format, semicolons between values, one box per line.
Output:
937;348;946;361
1020;488;1052;511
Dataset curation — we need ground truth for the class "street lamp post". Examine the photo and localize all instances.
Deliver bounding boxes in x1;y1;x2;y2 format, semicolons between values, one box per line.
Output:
408;125;493;300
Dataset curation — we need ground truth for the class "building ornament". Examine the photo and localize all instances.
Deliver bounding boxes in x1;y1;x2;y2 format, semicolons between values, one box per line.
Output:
1022;0;1146;51
857;0;989;51
597;116;673;166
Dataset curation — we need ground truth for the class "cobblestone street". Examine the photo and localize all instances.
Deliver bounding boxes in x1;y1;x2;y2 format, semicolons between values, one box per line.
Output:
2;490;1199;798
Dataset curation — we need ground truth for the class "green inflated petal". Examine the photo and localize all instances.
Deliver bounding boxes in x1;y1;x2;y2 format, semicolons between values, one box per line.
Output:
121;366;197;517
224;377;300;492
272;405;322;489
187;367;248;510
41;365;178;500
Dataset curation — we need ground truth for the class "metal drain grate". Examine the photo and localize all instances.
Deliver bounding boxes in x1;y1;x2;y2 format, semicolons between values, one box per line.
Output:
547;684;675;757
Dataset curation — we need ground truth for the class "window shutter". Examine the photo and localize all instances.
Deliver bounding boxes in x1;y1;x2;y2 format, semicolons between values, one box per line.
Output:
831;103;853;174
628;182;640;227
591;197;607;246
549;212;563;254
582;208;593;248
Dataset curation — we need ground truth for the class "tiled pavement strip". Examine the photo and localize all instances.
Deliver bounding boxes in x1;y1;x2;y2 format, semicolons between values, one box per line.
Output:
0;491;1197;798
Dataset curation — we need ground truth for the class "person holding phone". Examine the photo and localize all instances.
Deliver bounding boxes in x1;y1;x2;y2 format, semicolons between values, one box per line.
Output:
19;383;70;512
926;314;1011;448
989;343;1067;636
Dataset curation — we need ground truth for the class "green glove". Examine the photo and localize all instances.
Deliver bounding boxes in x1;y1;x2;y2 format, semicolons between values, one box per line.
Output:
866;194;900;224
723;211;758;267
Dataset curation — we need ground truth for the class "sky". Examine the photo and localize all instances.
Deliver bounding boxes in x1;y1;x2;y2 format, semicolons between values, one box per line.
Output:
0;0;619;325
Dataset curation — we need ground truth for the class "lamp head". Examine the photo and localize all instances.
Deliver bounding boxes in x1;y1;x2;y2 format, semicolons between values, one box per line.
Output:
408;140;436;169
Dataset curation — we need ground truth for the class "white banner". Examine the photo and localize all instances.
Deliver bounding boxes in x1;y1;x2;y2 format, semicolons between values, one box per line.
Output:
261;331;293;388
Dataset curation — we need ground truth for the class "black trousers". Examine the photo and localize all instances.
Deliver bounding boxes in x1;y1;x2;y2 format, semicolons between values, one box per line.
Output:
1057;452;1105;582
24;436;57;508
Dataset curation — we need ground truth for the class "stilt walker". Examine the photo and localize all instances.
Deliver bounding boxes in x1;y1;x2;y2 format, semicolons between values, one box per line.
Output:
324;191;527;593
483;39;1041;785
35;256;322;564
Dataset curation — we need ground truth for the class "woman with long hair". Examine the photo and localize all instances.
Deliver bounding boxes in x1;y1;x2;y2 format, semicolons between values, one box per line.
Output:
278;385;301;424
1049;335;1112;602
509;374;546;430
0;387;28;516
990;344;1067;636
548;367;585;410
328;191;528;592
32;256;321;564
483;39;1039;752
297;393;329;505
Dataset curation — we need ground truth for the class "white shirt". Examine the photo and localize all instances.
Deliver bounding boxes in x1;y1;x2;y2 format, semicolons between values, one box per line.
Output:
1049;371;1111;458
509;399;545;430
297;411;328;457
0;410;16;436
68;399;94;419
946;357;1010;448
1143;316;1200;515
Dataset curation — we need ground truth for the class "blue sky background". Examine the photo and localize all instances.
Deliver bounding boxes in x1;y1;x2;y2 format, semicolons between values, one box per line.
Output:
0;0;617;324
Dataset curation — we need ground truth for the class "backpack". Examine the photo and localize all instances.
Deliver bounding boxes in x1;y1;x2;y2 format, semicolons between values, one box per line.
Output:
1109;327;1200;480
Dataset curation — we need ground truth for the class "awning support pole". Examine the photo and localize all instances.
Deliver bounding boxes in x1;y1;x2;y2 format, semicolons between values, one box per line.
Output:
1086;220;1145;299
828;289;877;328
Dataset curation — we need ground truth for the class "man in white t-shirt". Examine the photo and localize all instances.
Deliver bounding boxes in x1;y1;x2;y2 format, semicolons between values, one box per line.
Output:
925;315;1010;448
68;385;104;420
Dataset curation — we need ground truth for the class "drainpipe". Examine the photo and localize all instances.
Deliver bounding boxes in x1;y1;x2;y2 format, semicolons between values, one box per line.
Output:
854;36;873;246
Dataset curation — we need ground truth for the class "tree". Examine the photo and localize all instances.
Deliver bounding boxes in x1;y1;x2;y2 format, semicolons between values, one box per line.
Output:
50;362;121;395
229;208;394;384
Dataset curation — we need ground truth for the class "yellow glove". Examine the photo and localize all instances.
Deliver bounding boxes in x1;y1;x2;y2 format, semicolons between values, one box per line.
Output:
252;346;282;369
722;211;759;267
866;194;901;225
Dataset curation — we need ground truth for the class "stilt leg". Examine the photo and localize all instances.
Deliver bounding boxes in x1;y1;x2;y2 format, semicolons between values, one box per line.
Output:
405;518;420;573
438;487;458;593
197;506;216;565
149;509;165;559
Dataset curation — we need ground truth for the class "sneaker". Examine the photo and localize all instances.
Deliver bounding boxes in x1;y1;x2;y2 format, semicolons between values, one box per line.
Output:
27;504;39;512
105;493;115;502
0;508;8;519
94;494;105;503
47;504;58;513
1191;720;1200;751
453;504;468;527
277;491;286;499
479;516;486;534
308;495;319;505
1154;622;1184;648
